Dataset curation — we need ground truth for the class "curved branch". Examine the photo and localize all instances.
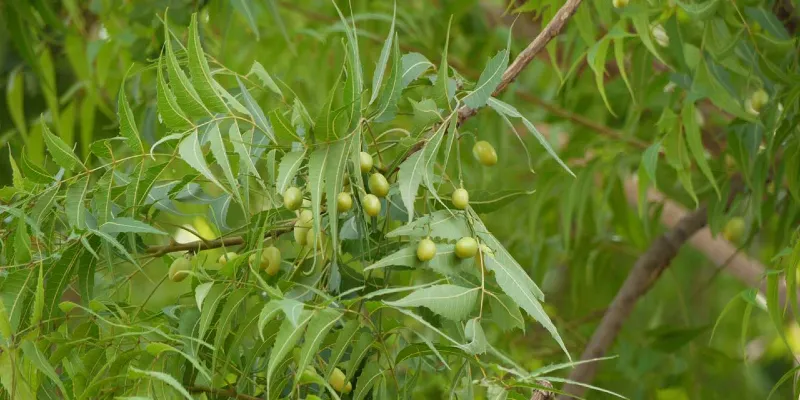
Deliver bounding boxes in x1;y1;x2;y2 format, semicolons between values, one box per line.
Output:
145;224;293;257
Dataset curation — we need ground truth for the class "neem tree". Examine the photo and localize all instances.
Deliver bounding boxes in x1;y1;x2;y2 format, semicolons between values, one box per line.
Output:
0;3;589;399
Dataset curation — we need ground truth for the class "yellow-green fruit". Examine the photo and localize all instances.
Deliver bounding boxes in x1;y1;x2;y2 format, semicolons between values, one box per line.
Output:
723;217;746;242
612;0;628;8
218;252;238;265
283;187;303;210
363;194;381;217
294;212;313;245
368;173;390;197
305;396;322;400
168;257;191;282
455;237;478;259
452;188;469;210
299;366;319;385
249;253;267;269
299;209;313;226
416;238;437;262
305;229;326;249
359;151;374;173
328;367;352;393
750;89;769;112
263;246;282;275
472;141;498;166
337;192;353;212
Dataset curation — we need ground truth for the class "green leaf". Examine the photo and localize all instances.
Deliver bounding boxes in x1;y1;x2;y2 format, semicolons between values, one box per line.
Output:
198;284;226;342
487;293;524;331
6;68;26;136
373;34;402;123
276;150;305;193
369;3;395;105
21;341;70;399
188;14;228;113
30;264;44;328
20;150;52;184
9;150;24;190
231;0;260;40
587;38;615;116
631;15;667;65
462;50;508;109
385;284;478;321
164;16;211;118
353;362;383;400
13;218;31;264
325;139;351;270
487;98;574;177
454;189;535;214
100;217;167;235
213;288;249;359
401;52;434;87
250;61;283;97
89;228;138;266
681;102;719;197
744;7;790;40
65;175;90;230
386;210;471;241
331;0;363;97
325;319;361;380
434;18;453;111
43;123;83;172
228;121;263;185
178;130;227;193
364;243;468;277
267;310;313;394
128;366;193;400
208;122;241;203
642;141;660;185
308;145;330;250
461;318;487;355
295;308;341;386
157;55;193;131
395;343;468;365
237;77;276;142
398;151;425;223
675;0;720;20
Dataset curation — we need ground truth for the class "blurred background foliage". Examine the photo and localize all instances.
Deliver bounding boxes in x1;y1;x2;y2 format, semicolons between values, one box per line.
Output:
1;0;799;398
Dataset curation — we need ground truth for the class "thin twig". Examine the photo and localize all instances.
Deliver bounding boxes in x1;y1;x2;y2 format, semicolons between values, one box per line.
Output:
145;224;293;257
187;385;261;400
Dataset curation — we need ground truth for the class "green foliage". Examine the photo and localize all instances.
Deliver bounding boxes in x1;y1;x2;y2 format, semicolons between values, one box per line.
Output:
0;0;798;399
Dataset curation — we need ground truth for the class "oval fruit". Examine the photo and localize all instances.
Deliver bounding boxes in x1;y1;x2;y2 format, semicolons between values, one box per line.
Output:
368;173;390;197
283;187;303;211
416;238;437;262
263;246;281;275
363;194;381;217
723;217;745;243
328;367;352;393
472;141;498;166
750;89;769;112
337;192;353;212
455;237;478;259
359;152;374;173
612;0;628;7
218;252;238;265
452;188;469;210
168;257;191;282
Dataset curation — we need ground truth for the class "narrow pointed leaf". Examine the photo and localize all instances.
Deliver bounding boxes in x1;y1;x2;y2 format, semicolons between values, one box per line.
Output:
43;123;83;171
188;14;227;113
462;50;508;109
385;284;478;321
178;130;227;193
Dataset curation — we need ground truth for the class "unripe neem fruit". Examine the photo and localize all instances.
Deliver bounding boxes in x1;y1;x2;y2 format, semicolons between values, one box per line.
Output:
218;251;238;264
263;246;282;275
283;187;303;211
455;237;478;259
472;141;498;166
452;188;469;210
368;173;390;197
328;367;352;393
750;89;769;112
723;217;746;243
359;152;374;173
362;194;381;217
168;257;191;282
337;192;353;212
612;0;628;8
416;238;437;262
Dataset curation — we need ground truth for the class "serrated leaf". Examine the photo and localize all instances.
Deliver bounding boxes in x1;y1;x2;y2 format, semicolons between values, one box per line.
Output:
178;130;227;193
386;210;471;240
250;61;283;97
331;0;363;96
267;310;313;395
7;68;26;136
117;86;145;155
395;343;468;365
461;318;487;355
374;35;402;123
208;122;241;203
43;123;83;171
164;16;210;118
213;288;249;360
681;102;719;197
157;55;193;131
188;14;227;113
364;243;468;277
276;150;305;193
295;308;341;386
401;52;434;87
370;3;395;105
30;264;44;328
308;145;330;254
642;141;660;185
434;18;453;111
675;0;720;20
325;139;351;271
65;175;90;230
89;228;138;266
487;98;574;177
128;366;193;400
100;217;167;235
385;284;478;321
258;301;281;340
194;282;213;311
398;151;425;222
587;38;615;116
21;341;70;399
462;50;508;109
270;109;300;144
228;121;263;185
454;189;535;214
631;15;667;65
237;77;275;142
744;6;789;40
353;362;383;400
20;150;52;184
325;319;361;379
487;293;524;331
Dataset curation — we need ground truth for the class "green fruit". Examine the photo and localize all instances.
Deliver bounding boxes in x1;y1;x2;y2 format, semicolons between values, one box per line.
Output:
723;217;746;243
337;192;353;212
472;141;498;166
328;367;352;393
612;0;628;7
298;366;320;385
283;187;303;210
416;238;437;262
218;251;238;264
455;237;478;259
750;89;769;112
452;188;469;210
248;253;267;269
363;194;381;217
168;257;191;282
305;228;326;249
368;173;390;197
263;246;282;276
294;212;312;245
359;151;374;173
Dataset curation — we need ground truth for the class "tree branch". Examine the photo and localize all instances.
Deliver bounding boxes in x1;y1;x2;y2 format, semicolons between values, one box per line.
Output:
145;224;294;257
558;206;709;399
